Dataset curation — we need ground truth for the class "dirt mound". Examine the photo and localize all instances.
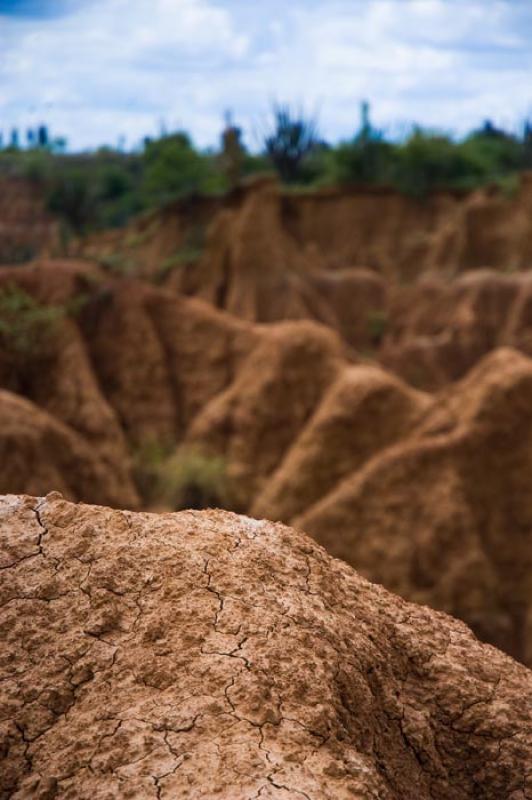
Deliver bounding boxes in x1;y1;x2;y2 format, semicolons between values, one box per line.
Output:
189;178;321;323
298;348;532;665
2;495;531;799
185;321;345;509
0;261;289;486
0;262;348;509
0;268;137;508
0;258;104;302
71;181;399;347
79;279;260;445
381;270;532;389
307;268;388;351
252;365;430;523
74;171;532;299
0;394;136;507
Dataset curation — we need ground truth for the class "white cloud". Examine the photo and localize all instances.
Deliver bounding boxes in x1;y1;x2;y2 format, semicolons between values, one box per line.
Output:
0;0;531;149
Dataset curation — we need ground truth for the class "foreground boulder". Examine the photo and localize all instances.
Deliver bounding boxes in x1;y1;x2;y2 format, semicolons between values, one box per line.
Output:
1;495;531;799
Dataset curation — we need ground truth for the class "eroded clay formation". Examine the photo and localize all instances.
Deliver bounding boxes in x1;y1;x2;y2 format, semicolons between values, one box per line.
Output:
74;177;532;387
1;494;531;799
1;261;532;665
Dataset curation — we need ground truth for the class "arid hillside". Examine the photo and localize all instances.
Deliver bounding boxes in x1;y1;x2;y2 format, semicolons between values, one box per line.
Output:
69;176;532;389
1;259;532;667
77;173;532;285
4;10;532;800
2;495;531;799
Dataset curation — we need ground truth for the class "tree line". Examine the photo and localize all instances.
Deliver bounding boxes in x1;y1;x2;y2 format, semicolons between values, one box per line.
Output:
2;103;532;233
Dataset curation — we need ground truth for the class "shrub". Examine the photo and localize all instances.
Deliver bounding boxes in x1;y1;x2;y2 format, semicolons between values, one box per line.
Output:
47;168;96;232
262;104;319;183
132;440;171;504
141;132;226;206
392;130;485;196
367;310;389;345
0;285;64;360
329;138;395;185
133;443;232;510
158;447;231;510
97;252;138;275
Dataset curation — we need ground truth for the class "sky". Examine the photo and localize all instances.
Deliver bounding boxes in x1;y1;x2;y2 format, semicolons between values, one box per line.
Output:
1;0;532;151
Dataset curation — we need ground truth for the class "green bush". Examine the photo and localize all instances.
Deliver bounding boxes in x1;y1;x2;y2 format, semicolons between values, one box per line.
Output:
159;447;231;510
392;130;486;196
3;110;532;233
133;443;232;510
317;119;529;196
328;138;395;185
132;440;171;504
47;168;96;232
263;104;319;183
0;285;64;359
367;310;389;345
141;132;227;206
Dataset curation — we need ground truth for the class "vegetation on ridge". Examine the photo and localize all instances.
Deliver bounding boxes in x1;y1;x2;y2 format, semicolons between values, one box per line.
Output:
1;105;532;234
0;285;64;359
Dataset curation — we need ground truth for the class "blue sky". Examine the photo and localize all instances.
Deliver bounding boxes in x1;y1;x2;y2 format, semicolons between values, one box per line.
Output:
1;0;531;151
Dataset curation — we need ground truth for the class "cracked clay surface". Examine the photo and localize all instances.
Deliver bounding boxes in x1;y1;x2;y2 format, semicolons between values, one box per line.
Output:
0;493;531;799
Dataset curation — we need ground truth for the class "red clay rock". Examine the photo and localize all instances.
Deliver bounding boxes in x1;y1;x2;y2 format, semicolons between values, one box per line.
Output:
307;269;388;350
0;393;137;507
1;494;531;799
382;270;528;388
252;365;430;523
298;348;532;666
0;259;104;306
66;178;532;377
144;288;260;435
79;281;178;445
185;321;345;508
0;310;136;502
193;179;321;323
2;261;532;671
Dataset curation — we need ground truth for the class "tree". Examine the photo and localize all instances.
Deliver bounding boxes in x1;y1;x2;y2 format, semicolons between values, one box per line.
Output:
220;111;245;188
141;131;223;206
37;125;49;148
263;104;318;183
326;101;393;185
47;169;95;232
359;100;372;141
523;121;532;169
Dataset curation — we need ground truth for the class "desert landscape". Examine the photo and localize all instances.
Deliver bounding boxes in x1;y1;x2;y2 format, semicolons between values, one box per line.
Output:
2;0;532;796
1;168;532;797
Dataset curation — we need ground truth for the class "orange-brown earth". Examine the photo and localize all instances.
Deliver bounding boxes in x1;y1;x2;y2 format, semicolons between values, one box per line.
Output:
78;172;532;288
1;259;532;667
72;176;532;389
1;494;531;799
9;173;532;383
3;176;532;670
